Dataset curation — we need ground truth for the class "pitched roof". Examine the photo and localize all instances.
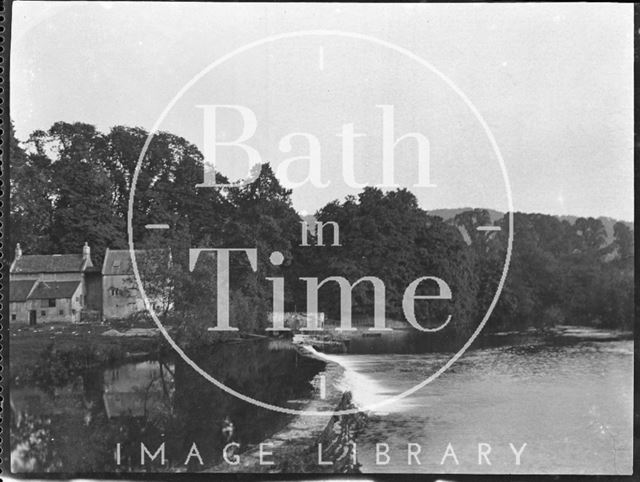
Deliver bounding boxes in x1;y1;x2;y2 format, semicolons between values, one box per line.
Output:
9;279;38;302
29;281;81;300
102;249;170;276
11;254;92;274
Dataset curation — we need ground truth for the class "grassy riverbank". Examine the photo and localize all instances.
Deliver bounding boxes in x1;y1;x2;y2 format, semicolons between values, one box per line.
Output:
9;322;164;385
12;320;631;384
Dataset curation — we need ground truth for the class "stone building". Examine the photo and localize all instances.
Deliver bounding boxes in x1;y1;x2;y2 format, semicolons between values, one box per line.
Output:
8;279;38;324
9;243;100;324
26;280;85;323
102;249;171;320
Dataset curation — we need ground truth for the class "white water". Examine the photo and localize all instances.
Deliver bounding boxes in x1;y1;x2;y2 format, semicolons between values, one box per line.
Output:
304;346;402;413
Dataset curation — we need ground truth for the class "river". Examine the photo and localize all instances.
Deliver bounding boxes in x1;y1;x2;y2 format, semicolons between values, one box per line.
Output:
10;338;325;472
321;335;633;475
10;330;633;474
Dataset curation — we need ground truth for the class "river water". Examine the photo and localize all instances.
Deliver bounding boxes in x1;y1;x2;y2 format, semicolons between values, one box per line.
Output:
10;332;633;474
322;336;634;475
10;339;325;473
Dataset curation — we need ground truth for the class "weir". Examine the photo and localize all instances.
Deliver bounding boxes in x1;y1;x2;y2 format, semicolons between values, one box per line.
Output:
204;343;369;473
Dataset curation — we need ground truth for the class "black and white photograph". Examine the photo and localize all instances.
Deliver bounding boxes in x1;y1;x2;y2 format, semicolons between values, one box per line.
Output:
1;2;635;478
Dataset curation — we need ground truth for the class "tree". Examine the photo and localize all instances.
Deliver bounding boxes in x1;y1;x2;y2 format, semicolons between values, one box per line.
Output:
222;164;302;331
9;122;55;256
612;222;633;263
306;187;479;340
572;217;607;255
167;164;302;334
103;126;234;246
11;119;634;339
43;122;126;259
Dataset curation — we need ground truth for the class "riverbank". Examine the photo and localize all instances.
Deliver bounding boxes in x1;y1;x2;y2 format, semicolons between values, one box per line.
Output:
9;322;165;385
547;324;633;341
12;319;630;388
294;322;634;355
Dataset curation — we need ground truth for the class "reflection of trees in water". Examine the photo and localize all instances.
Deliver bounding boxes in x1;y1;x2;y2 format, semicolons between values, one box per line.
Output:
11;341;324;473
174;340;325;470
11;413;59;472
11;405;132;472
11;354;177;473
126;359;176;434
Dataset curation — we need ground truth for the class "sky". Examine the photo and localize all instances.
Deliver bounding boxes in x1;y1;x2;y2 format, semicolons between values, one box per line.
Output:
10;2;634;221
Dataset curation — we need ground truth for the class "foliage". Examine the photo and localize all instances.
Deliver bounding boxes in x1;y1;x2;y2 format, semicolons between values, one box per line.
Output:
10;121;634;339
484;212;634;332
302;188;479;338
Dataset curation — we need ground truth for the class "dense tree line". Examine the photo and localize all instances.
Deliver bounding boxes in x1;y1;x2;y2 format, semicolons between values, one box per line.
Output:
9;122;634;339
487;213;634;332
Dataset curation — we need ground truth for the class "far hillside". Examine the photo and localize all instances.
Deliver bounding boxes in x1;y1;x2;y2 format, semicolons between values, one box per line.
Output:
428;208;633;245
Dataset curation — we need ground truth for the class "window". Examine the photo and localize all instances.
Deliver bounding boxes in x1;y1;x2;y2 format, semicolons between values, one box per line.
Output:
48;299;56;308
11;314;16;321
59;309;64;316
41;310;46;317
110;287;121;296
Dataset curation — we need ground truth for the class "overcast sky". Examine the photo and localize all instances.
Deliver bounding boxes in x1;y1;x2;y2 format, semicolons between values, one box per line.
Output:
11;2;634;221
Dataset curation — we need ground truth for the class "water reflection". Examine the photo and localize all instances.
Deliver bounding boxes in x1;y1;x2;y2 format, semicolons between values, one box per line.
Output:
103;361;175;419
10;339;324;473
10;332;633;474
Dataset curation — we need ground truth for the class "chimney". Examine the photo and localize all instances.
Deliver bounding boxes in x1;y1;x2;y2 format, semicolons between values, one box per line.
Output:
15;243;23;260
83;242;91;260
